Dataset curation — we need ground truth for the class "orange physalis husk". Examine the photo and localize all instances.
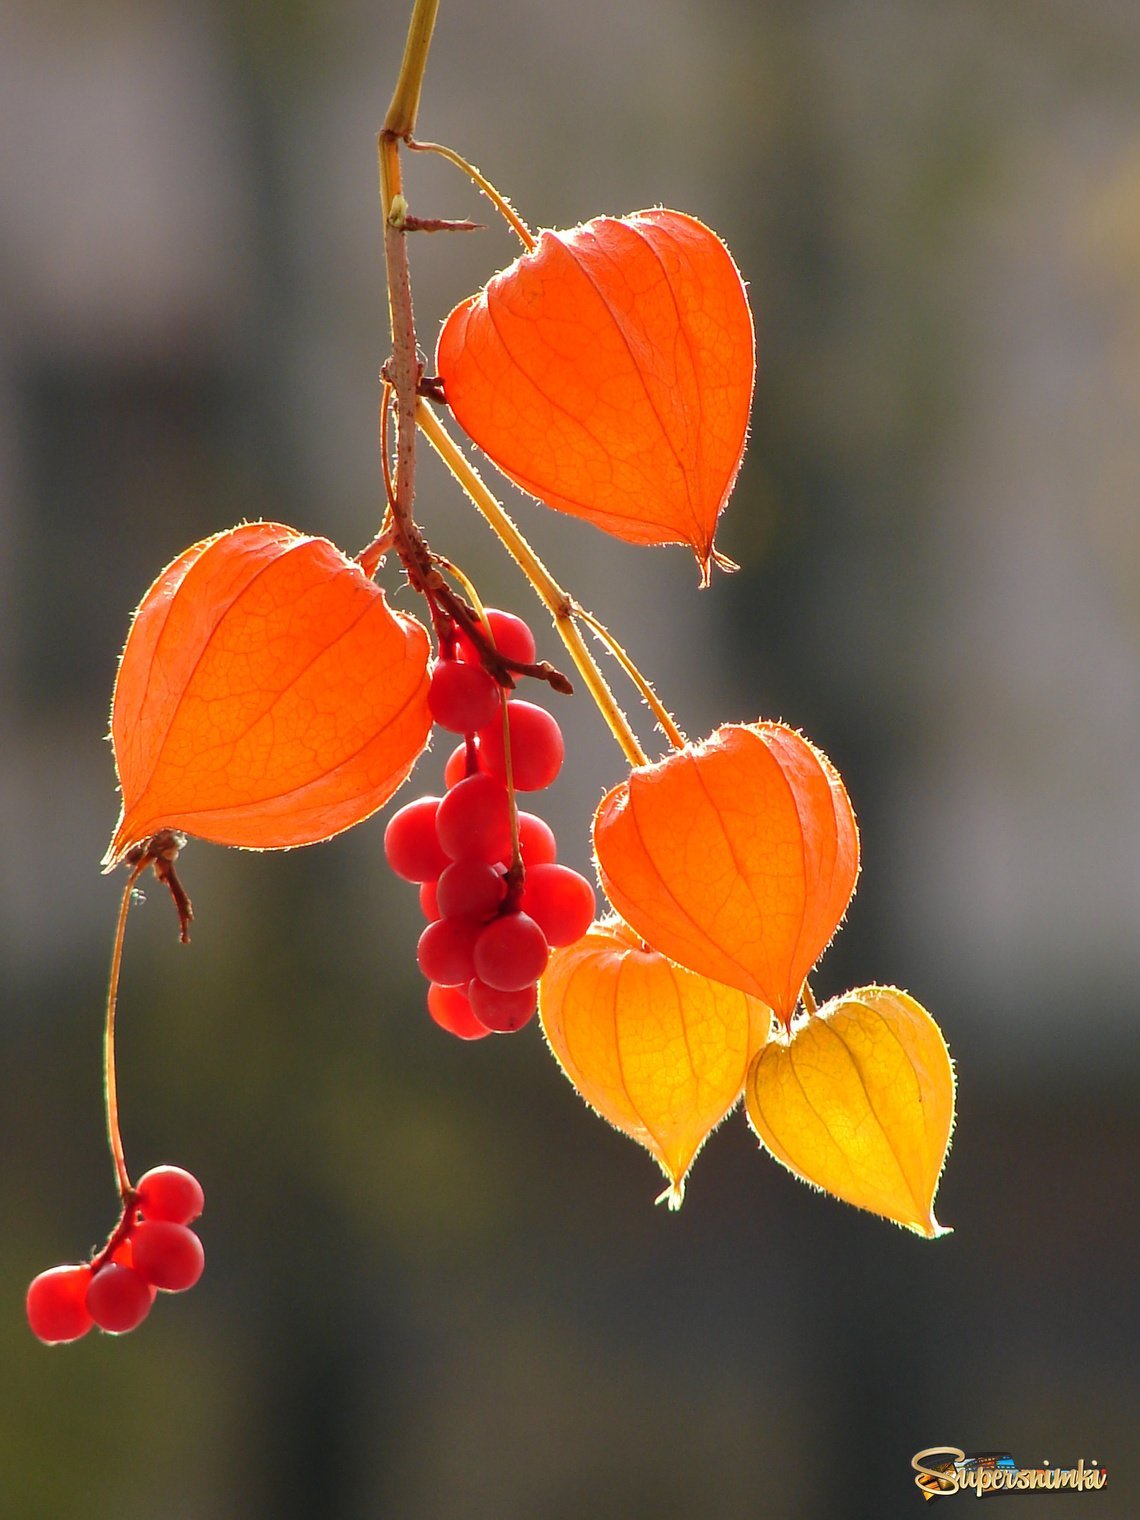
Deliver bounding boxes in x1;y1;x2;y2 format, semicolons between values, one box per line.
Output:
592;722;859;1024
436;209;755;582
103;521;432;865
539;917;771;1208
745;987;955;1238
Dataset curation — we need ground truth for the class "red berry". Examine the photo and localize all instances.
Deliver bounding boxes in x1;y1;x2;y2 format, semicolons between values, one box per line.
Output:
136;1165;204;1225
435;773;512;863
427;983;492;1040
429;659;502;734
86;1264;154;1334
468;979;538;1033
419;880;440;921
108;1237;158;1299
384;796;450;882
417;916;481;986
479;702;564;791
436;859;506;921
131;1221;205;1292
473;911;549;991
515;811;557;867
26;1264;94;1344
520;864;596;946
457;608;537;668
444;740;482;789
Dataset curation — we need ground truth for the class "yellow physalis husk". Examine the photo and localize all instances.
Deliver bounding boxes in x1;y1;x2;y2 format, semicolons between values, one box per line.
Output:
540;919;772;1208
745;986;955;1237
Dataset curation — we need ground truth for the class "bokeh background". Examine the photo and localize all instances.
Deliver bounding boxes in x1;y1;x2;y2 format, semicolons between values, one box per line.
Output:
2;1;1138;1515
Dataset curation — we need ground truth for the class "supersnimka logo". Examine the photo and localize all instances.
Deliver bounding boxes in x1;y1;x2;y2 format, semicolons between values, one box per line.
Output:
912;1448;1108;1500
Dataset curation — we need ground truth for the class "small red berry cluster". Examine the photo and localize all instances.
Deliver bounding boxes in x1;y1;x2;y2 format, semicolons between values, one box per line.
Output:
384;607;596;1038
26;1166;205;1343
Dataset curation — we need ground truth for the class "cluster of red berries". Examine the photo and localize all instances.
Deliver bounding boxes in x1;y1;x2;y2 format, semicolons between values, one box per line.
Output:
384;608;596;1038
26;1166;205;1343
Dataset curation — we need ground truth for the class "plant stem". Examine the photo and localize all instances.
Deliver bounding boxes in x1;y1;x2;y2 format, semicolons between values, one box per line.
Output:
379;380;395;511
417;399;649;769
105;862;147;1200
573;607;686;750
378;1;441;589
384;0;440;139
380;0;670;775
378;136;429;577
355;513;395;579
380;26;486;641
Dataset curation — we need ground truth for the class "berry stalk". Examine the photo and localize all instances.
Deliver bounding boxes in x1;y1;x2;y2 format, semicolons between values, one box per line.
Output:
104;831;192;1201
104;858;148;1199
427;558;526;878
441;563;526;873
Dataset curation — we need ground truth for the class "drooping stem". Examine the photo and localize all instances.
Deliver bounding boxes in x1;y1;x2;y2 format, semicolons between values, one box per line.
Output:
417;399;649;769
408;139;536;251
104;861;147;1199
103;831;192;1204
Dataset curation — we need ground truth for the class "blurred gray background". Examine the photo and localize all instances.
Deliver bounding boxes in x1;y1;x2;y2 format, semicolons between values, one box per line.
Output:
2;1;1137;1515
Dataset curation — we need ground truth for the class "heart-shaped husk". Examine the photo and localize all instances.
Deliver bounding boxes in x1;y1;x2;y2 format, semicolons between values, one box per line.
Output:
745;986;955;1237
104;522;431;864
593;722;859;1022
437;210;755;581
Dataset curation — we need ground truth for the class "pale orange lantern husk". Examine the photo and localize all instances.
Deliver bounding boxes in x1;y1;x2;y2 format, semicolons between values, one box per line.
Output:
104;521;432;865
539;917;771;1207
436;209;755;581
745;987;955;1238
592;722;859;1023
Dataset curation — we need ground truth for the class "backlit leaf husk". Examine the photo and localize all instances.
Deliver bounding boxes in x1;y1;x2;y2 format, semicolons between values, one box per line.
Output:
104;522;431;864
436;209;755;579
745;986;955;1237
593;723;859;1022
539;918;771;1207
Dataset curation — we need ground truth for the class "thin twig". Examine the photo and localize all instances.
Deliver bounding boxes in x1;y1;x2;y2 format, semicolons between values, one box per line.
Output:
408;138;536;251
574;605;686;750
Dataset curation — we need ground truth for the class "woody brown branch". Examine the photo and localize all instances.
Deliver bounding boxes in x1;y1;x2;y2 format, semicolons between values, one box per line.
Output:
378;132;572;698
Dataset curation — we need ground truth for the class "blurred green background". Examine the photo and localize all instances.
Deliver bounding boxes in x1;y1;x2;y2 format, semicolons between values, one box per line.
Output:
2;1;1138;1516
